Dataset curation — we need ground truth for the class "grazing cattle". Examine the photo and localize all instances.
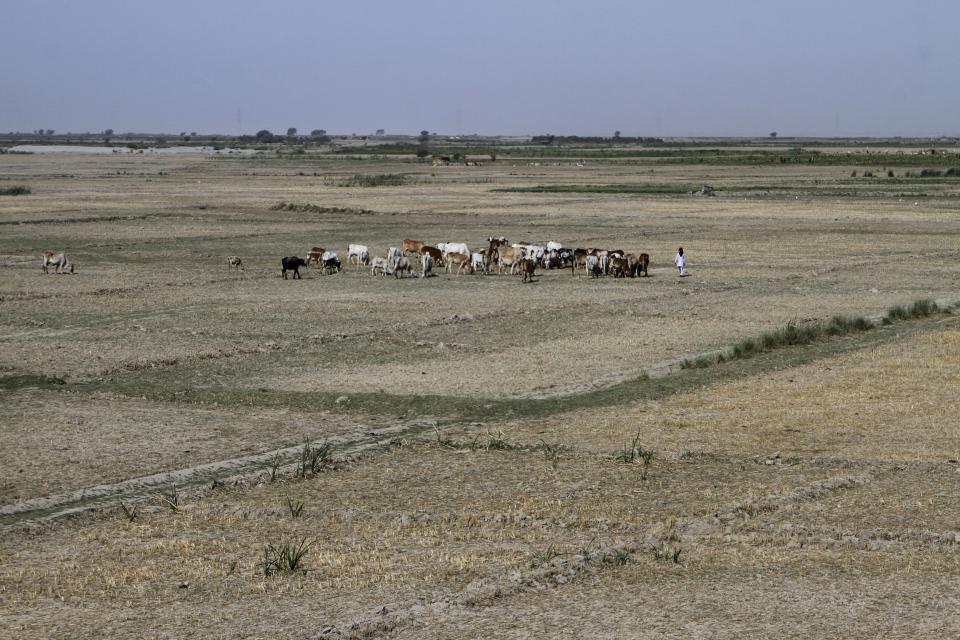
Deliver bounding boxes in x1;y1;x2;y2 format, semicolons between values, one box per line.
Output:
572;248;589;275
41;251;74;274
320;251;341;274
347;244;370;267
546;241;563;252
636;253;650;277
421;253;434;278
281;256;307;279
610;255;630;278
496;245;524;274
420;245;444;266
586;255;602;278
439;242;470;260
387;246;402;264
445;251;472;274
520;258;536;283
487;236;508;246
401;239;424;256
371;256;389;276
389;256;414;278
470;252;485;273
306;247;325;265
226;256;243;270
598;254;610;276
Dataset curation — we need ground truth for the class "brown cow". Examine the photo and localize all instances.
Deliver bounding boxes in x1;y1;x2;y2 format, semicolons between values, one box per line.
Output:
610;255;630;278
402;239;424;256
636;253;650;277
520;258;536;283
445;251;472;274
496;245;524;274
306;246;325;265
420;245;444;267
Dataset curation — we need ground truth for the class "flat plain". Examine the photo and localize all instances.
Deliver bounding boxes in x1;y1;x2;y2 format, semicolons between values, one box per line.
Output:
1;143;959;638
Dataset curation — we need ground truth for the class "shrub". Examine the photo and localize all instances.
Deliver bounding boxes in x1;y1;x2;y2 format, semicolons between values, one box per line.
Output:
260;538;312;576
0;185;31;196
336;174;407;187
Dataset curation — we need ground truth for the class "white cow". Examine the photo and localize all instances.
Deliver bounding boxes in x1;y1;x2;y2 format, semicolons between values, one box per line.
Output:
387;246;401;265
41;251;74;274
388;255;413;278
347;244;370;267
546;241;563;252
470;252;485;273
371;256;389;276
421;253;434;278
586;255;601;278
439;242;469;259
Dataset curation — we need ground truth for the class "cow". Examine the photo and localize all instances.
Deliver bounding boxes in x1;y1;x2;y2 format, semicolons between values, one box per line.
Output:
470;252;485;273
420;245;444;267
439;242;469;260
41;251;74;274
572;248;589;275
636;252;650;277
487;236;508;246
546;241;563;252
401;239;424;256
496;245;524;274
586;255;602;278
347;244;370;267
598;254;610;276
320;251;341;274
610;255;630;278
445;251;472;274
306;247;325;265
421;253;434;278
387;246;402;265
389;255;414;278
371;256;389;276
226;256;243;270
520;258;536;283
281;256;307;279
516;244;546;266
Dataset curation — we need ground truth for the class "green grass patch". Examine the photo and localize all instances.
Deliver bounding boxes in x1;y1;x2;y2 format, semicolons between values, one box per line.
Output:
883;298;941;324
336;173;408;187
0;374;67;390
0;185;31;196
683;314;876;369
270;201;375;215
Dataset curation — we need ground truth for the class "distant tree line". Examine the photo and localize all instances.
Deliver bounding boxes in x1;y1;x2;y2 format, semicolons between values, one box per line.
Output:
532;135;666;145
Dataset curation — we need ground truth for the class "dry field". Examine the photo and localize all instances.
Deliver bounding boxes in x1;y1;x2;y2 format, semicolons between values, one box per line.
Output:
1;148;959;638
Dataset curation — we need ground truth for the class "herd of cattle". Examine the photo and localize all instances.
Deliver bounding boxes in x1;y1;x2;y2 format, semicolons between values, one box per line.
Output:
273;237;651;282
38;239;652;282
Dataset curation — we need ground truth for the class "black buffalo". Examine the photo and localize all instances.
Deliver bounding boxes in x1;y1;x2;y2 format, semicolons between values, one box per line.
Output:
281;256;307;279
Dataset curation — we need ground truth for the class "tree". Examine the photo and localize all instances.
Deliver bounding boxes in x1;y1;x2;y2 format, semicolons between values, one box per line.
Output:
375;128;385;136
310;129;326;137
46;129;54;136
255;129;274;142
287;127;297;137
769;131;778;138
104;128;114;136
614;130;621;138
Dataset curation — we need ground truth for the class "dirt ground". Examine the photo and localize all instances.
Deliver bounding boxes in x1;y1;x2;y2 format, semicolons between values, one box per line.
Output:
1;149;959;638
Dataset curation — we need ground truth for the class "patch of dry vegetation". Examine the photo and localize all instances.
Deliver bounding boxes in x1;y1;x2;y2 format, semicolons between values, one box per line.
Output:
483;325;960;462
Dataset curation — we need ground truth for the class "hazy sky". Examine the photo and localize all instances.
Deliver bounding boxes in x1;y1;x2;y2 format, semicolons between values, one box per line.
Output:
3;0;958;137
